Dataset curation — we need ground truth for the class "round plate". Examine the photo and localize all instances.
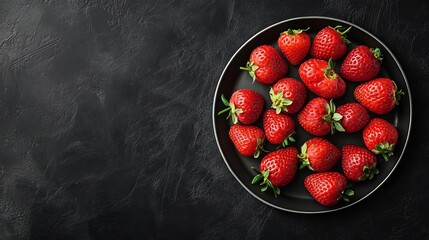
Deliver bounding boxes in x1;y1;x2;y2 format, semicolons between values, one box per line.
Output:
212;16;412;213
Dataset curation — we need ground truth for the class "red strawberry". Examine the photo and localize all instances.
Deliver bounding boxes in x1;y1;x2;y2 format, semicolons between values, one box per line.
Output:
240;45;288;84
354;78;404;115
229;125;266;158
362;118;398;161
263;110;296;147
218;89;264;124
298;98;345;136
277;28;311;65
251;147;299;197
298;58;346;99
341;144;379;182
298;137;341;172
304;172;354;206
336;103;370;133
270;78;307;114
340;46;383;82
310;26;351;61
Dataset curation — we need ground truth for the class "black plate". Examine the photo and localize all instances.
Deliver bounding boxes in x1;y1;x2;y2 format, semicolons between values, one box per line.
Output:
212;16;412;213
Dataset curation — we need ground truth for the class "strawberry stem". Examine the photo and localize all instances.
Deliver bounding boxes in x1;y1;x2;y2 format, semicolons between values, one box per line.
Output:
284;27;310;35
240;61;259;83
333;25;352;44
269;88;293;114
323;59;338;80
322;99;345;134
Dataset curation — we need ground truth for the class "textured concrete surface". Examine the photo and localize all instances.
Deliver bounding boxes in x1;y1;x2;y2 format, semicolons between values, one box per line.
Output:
0;0;428;239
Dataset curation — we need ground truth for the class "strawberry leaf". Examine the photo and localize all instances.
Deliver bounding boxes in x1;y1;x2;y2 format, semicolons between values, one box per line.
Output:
340;188;354;203
251;169;281;197
330;99;336;113
221;94;229;106
344;189;354;196
261;169;269;178
333;121;345;132
300;143;307;154
373;142;395;161
280;131;296;148
230;112;238;124
274;186;281;196
217;107;230;116
370;48;383;61
253;150;260;158
332;113;343;121
217;95;232;116
251;174;263;184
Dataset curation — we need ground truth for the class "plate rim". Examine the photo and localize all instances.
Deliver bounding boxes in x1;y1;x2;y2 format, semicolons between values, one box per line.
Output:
212;16;413;214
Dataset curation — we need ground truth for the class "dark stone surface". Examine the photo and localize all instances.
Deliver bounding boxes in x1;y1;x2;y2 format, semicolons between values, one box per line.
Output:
0;0;428;239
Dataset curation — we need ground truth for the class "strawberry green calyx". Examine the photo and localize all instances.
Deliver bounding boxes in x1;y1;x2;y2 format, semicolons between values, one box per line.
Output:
269;88;293;114
373;142;395;161
322;99;345;134
360;163;380;181
298;143;315;171
217;94;243;124
338;188;355;202
323;58;338;79
251;168;281;197
393;81;405;105
254;138;268;158
283;27;310;35
334;25;352;44
240;61;259;83
370;48;383;61
280;131;296;148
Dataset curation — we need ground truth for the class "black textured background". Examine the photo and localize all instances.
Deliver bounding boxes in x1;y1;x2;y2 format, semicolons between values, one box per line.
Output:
0;0;428;239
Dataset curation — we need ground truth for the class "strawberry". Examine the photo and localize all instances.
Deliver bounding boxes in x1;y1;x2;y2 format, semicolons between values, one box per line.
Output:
270;78;307;114
251;147;299;197
298;98;345;136
304;172;354;206
298;58;346;99
340;46;383;82
218;89;264;124
310;25;351;61
277;28;311;65
362;118;398;161
336;103;370;133
341;144;379;182
263;110;296;147
229;125;266;158
240;45;288;84
354;78;405;115
298;137;341;172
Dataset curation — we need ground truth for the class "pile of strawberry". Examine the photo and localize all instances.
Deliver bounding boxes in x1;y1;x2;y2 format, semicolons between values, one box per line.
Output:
218;26;405;207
